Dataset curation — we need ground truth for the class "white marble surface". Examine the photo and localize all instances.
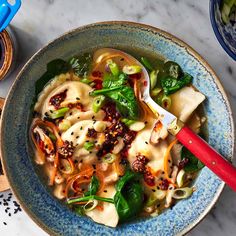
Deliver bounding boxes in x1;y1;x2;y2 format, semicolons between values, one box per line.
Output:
0;0;236;235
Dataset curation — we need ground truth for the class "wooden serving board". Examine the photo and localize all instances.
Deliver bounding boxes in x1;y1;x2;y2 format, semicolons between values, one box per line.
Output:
0;97;10;192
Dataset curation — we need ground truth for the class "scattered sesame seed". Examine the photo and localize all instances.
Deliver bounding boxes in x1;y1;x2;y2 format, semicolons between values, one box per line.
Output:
77;117;80;119
69;112;73;116
76;97;80;100
3;222;7;225
92;115;95;120
76;136;79;139
152;189;156;192
71;132;74;135
144;121;148;124
103;190;107;193
168;160;171;163
80;126;83;130
145;141;148;145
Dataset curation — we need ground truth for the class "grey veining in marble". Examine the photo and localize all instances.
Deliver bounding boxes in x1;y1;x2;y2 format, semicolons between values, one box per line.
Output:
0;0;236;235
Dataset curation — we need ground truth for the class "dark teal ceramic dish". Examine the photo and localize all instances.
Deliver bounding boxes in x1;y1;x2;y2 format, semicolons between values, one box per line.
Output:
1;22;234;236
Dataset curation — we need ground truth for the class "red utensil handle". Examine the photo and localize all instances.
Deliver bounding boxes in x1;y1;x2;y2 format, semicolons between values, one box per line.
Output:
176;126;236;191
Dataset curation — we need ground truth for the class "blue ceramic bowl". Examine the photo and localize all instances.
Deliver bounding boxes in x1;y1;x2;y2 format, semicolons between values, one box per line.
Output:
210;0;236;60
1;22;234;236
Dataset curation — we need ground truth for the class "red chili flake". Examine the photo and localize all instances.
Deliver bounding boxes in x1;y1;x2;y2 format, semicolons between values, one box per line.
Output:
92;71;102;78
102;103;120;122
143;80;147;87
49;89;67;109
87;128;97;138
132;154;149;173
159;179;169;190
93;79;103;90
144;170;155;186
68;102;84;110
129;73;142;80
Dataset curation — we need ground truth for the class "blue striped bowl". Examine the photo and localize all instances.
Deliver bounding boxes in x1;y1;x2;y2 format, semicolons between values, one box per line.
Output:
1;22;234;236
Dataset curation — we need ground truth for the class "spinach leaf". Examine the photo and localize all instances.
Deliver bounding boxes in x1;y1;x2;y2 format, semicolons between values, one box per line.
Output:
90;73;139;120
181;146;204;172
35;59;70;96
114;170;144;221
161;73;193;95
163;61;183;79
84;175;99;196
102;73;128;88
69;53;92;77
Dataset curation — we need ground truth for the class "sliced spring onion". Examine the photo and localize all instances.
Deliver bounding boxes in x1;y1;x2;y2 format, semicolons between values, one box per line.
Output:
122;65;142;75
67;195;114;205
102;153;116;164
176;169;186;187
83;141;95;151
80;77;92;84
150;209;160;217
49;107;69;119
153;189;167;200
161;95;171;110
121;118;136;126
58;119;71;132
59;158;74;174
92;95;106;113
129;121;145;131
106;59;120;76
150;70;159;90
83;199;99;212
140;57;154;71
172;187;193;199
151;87;162;97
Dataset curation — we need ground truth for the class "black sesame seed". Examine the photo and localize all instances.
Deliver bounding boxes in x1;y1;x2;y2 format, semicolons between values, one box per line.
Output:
71;132;74;135
80;126;83;130
144;121;148;124
103;190;107;193
145;141;148;145
152;189;156;192
76;136;79;139
76;97;80;100
92;115;95;120
69;112;73;116
168;160;171;163
93;120;96;124
77;117;80;119
92;164;96;169
8;213;11;217
157;203;161;207
3;222;7;225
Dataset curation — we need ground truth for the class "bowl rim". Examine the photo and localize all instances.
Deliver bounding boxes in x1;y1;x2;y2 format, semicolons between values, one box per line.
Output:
0;21;234;236
209;0;236;61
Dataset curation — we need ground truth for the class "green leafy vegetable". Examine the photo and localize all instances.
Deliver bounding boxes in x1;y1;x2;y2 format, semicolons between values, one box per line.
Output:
181;146;204;172
114;170;144;221
161;73;193;95
102;73;128;88
69;53;92;77
83;141;95;151
90;73;139;120
140;57;154;71
150;70;159;90
35;59;70;96
163;61;183;79
221;0;236;24
84;176;100;196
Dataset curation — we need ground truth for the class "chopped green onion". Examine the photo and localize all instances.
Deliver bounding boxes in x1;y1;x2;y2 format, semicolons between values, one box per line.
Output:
102;153;116;164
59;119;71;132
141;57;154;71
80;77;92;84
49;107;69;119
121;118;136;126
161;95;171;110
129;121;145;131
67;195;114;205
92;95;106;113
150;70;159;90
176;169;186;187
122;65;142;75
83;141;95;151
48;132;57;142
83;199;98;212
172;187;193;199
151;87;162;97
107;59;120;76
146;190;166;207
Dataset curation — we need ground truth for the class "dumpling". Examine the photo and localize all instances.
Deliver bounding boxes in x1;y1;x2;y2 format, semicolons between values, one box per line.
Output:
85;185;119;227
169;86;205;122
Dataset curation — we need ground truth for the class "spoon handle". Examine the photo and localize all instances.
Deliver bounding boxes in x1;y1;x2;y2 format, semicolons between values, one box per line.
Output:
176;126;236;191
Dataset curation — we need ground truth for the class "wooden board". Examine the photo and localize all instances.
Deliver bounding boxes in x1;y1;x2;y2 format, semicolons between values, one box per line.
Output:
0;97;10;192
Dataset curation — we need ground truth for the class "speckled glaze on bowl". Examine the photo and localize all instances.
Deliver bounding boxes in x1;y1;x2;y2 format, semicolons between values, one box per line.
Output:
210;0;236;60
1;22;234;236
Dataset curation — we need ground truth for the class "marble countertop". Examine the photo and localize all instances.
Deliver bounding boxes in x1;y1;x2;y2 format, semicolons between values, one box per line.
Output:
0;0;236;235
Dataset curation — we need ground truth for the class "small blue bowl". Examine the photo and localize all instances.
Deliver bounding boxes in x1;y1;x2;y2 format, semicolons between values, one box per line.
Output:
210;0;236;60
1;22;234;236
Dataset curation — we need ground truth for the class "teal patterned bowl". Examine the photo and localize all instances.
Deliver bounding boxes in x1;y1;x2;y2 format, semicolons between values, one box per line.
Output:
1;22;234;236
